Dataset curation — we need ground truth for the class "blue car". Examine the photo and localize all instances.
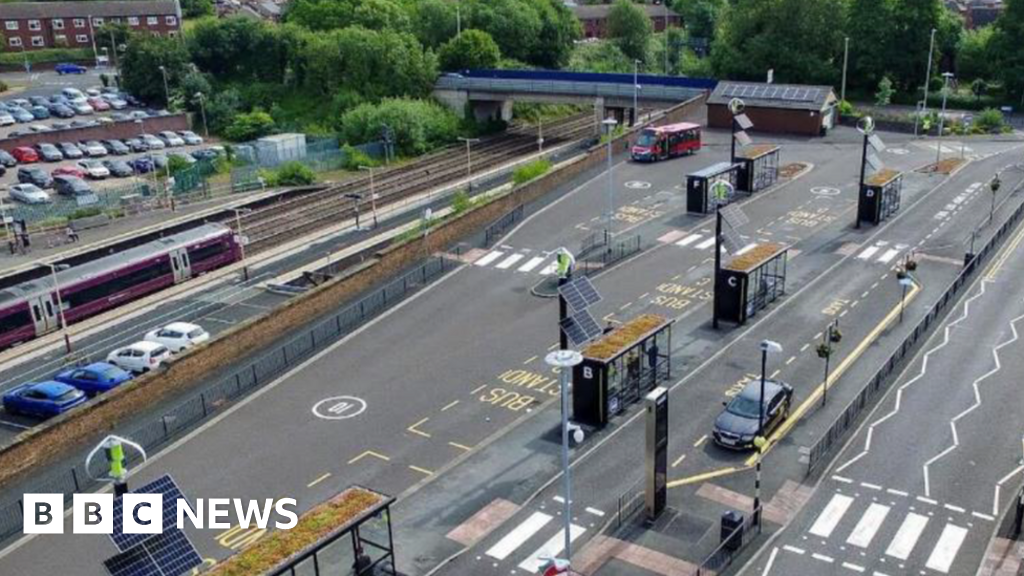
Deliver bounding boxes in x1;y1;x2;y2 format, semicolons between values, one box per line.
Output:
54;362;133;396
3;381;87;418
129;157;155;174
55;63;87;75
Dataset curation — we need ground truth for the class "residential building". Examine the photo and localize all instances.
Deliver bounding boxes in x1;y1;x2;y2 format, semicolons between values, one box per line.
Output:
0;1;181;52
571;2;681;39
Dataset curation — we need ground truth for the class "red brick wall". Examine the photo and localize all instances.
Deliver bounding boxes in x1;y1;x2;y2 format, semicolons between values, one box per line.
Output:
0;114;190;152
2;14;180;52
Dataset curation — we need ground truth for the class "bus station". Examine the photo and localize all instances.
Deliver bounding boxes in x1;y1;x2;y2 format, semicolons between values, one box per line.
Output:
735;144;781;193
686;162;742;214
858;168;904;226
714;243;789;325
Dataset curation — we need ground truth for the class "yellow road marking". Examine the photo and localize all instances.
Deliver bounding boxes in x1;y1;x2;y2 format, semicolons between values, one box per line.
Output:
666;467;738;488
348;450;390;465
307;473;331;488
441;399;460;412
523;355;538;365
671;454;687;468
216;525;267;550
448;442;472;451
985;219;1024;281
744;280;923;467
407;418;432;438
693;434;708;448
409;465;434;476
470;384;487;395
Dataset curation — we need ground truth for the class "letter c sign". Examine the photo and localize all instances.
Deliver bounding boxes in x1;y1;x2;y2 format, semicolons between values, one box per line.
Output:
727;276;738;287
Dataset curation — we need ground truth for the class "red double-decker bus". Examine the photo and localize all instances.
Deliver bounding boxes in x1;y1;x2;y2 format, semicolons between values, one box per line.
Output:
631;122;702;162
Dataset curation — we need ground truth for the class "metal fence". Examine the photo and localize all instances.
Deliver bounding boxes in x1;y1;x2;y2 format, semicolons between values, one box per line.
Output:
484;204;524;246
806;190;1024;475
0;256;456;543
609;476;645;531
694;508;763;576
580;234;642;276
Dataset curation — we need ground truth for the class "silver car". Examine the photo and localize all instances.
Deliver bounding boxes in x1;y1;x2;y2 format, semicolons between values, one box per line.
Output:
159;131;185;147
141;134;166;150
9;183;51;204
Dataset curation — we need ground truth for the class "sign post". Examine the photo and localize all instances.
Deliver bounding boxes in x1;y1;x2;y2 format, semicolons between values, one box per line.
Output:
645;386;669;520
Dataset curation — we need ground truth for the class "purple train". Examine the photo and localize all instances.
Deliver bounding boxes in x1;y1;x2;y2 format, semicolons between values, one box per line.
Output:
0;223;241;350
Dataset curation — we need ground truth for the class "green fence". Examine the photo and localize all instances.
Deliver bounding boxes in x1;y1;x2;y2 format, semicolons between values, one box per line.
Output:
8;180;161;226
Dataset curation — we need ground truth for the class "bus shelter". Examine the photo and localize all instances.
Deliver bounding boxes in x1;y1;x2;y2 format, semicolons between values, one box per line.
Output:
735;144;781;193
714;243;788;325
687;162;743;214
858;168;903;226
572;314;673;428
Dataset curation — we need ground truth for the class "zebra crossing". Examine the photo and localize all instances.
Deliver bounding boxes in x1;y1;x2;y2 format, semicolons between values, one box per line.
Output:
855;241;908;266
660;229;760;255
796;491;986;574
469;248;560;276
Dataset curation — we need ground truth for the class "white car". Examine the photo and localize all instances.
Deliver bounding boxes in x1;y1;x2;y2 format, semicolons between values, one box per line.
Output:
159;131;185;147
101;95;128;109
85;88;102;97
106;341;171;373
28;124;52;133
178;130;203;145
144;322;210;353
79;141;107;157
77;159;110;179
70;101;94;115
9;184;51;204
0;113;14;126
141;134;166;150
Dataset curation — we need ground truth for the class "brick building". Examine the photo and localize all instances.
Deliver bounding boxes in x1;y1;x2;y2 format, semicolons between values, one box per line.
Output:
0;1;181;52
707;81;839;137
571;2;681;39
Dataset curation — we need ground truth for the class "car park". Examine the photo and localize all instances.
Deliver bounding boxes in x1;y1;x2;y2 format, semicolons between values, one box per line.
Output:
11;108;34;123
159;131;185;147
712;379;793;450
2;381;87;418
179;130;203;145
28;124;53;133
102;159;133;177
87;97;110;112
106;341;171;373
52;165;87;179
29;106;50;120
53;175;93;197
0;150;16;167
102;139;130;155
168;151;196;165
77;159;109;179
70;101;94;115
17;166;53;188
61;88;85;100
55;63;87;75
141;134;165;149
54;362;132;396
0;113;13;126
9;183;51;204
124;137;147;152
11;146;38;163
144;322;210;353
79;140;107;157
57;142;84;159
128;157;155;173
35;143;63;162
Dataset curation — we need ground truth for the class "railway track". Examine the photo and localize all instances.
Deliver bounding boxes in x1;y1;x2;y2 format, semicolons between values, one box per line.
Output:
236;114;598;251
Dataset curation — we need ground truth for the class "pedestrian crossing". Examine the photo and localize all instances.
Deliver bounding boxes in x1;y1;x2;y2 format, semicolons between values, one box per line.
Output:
855;241;908;266
801;492;984;574
469;248;561;276
660;230;755;255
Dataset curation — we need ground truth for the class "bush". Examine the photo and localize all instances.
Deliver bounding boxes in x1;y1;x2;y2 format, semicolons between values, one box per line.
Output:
263;162;316;186
451;189;472;215
339;98;459;156
974;108;1006;133
0;80;7;94
512;159;552;185
166;155;193;176
341;144;377;171
68;207;103;220
224;110;275;142
438;30;502;72
0;47;92;66
838;100;855;117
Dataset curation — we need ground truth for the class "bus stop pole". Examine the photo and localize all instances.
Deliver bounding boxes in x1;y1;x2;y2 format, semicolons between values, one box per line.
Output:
712;210;722;329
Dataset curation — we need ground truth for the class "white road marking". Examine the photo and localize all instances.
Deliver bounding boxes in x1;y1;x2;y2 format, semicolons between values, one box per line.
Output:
924;523;968;573
782;545;806;555
695;237;717;250
833;475;853;484
857;245;881;260
475;251;505;266
877;248;901;263
885;513;929;560
972;511;995;521
887;489;909;497
485;512;552;560
847;503;891;548
518;256;546;272
676;233;703;247
584;507;605;517
539;261;559;275
809;494;854;538
944;504;966;513
861;482;882;491
812;553;835;563
495;253;525;269
762;547;779;576
917;496;939;505
517;524;585;573
842;561;866;572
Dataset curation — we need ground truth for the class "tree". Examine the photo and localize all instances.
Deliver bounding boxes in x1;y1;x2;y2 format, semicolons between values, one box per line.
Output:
120;34;191;105
284;0;410;32
844;0;895;90
178;70;212;113
606;0;652;62
188;17;288;83
438;30;501;71
95;22;134;52
180;0;214;18
887;0;944;91
567;40;634;73
339;98;459;156
957;26;995;81
411;0;458;48
672;0;725;44
462;0;578;68
224;109;275;141
990;0;1024;101
875;76;894;105
205;88;243;134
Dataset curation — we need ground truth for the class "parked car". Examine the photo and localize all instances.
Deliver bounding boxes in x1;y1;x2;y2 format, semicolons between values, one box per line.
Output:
128;157;154;174
28;124;53;133
70;101;94;115
57;142;84;159
17;166;53;188
87;97;110;112
29;96;49;107
2;381;86;418
47;103;75;118
159;131;186;147
35;143;63;162
144;322;210;353
102;139;130;155
52;165;87;179
106;341;171;373
79;140;107;157
140;134;165;150
102;159;133;177
124;137;147;152
0;165;6;177
110;112;129;122
48;94;68;104
150;153;169;170
178;130;203;145
190;148;220;161
55;63;87;75
102;95;128;110
53;175;93;196
85;87;102;97
128;111;149;121
29;106;50;120
167;151;196;165
11;146;39;163
11;108;34;123
50;122;69;131
77;159;109;179
712;379;793;450
10;98;30;108
61;88;85;100
95;116;114;125
9;183;51;204
70;120;99;129
0;150;16;167
0;113;14;126
54;362;132;397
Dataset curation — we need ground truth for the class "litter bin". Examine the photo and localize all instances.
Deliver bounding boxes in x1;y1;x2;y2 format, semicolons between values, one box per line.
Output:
721;510;744;551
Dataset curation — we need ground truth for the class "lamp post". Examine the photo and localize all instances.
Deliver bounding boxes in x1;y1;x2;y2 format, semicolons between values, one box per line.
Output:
633;59;641;126
923;28;937;113
664;3;671;75
457;137;479;183
231;208;251;281
820;319;840;406
754;339;781;524
456;1;461;35
546;349;584;571
41;262;72;353
990;174;1002;224
538;117;544;153
602;118;618;237
855;116;875;229
158;65;170;107
358;165;378;228
841;37;849;104
194;92;209;138
936;72;954;165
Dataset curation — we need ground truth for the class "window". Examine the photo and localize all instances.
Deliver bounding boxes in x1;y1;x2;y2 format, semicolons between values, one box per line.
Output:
30;36;44;47
28;20;40;31
4;21;18;31
92;17;104;27
165;15;177;25
128;16;139;25
66;259;173;308
73;18;85;28
147;16;158;25
0;308;32;336
52;18;64;29
8;37;21;47
75;34;88;43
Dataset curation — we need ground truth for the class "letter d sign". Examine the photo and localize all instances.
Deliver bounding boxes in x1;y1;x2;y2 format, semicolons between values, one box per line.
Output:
24;494;64;534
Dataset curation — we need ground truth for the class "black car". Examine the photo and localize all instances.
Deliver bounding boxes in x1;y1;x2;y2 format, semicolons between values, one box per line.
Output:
17;166;53;188
58;142;84;159
34;143;63;162
191;148;220;161
0;150;15;167
48;104;75;118
29;106;50;120
712;379;793;450
124;138;148;153
102;159;133;177
53;175;93;197
102;139;130;155
28;96;49;107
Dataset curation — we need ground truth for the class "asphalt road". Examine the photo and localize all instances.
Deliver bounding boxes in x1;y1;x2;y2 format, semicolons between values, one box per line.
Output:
0;125;1021;576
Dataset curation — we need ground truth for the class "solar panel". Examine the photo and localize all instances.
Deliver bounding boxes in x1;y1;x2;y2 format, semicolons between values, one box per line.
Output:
868;134;886;152
782;87;796;100
735;131;753;146
721;225;746;255
560;310;603;347
805;88;821;101
146;529;203;576
866;153;884;171
110;475;185;552
735;114;754;130
719;204;750;228
558;276;603;313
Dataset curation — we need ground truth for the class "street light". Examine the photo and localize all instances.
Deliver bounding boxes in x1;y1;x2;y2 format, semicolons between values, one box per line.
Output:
633;59;641;126
602;117;618;237
923;28;937;114
841;37;849;104
40;262;72;353
457;137;479;183
990;174;1002;224
158;65;170;108
663;3;671;75
231;208;252;281
754;339;781;524
855;116;875;229
358;165;379;228
546;349;585;572
936;72;954;164
194;92;209;138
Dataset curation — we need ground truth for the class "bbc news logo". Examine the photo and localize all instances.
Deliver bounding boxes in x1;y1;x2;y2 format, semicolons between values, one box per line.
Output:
24;494;298;534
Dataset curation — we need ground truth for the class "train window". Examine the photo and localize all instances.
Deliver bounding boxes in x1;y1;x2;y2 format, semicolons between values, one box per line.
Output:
44;301;53;316
0;309;32;335
66;259;174;308
31;305;41;322
188;241;227;263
